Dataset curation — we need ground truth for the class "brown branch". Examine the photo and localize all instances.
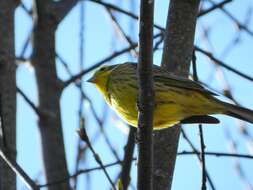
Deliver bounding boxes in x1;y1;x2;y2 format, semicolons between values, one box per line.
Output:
181;130;216;190
208;0;253;37
20;1;33;15
38;148;253;188
17;87;41;116
39;160;123;188
86;0;164;31
0;2;19;189
0;147;39;190
198;0;232;17
192;52;207;190
198;125;207;190
120;127;136;190
57;53;121;162
153;1;200;190
223;127;253;189
32;1;70;189
77;125;116;190
63;44;137;87
86;0;226;33
63;33;162;88
195;46;253;82
52;0;78;23
137;1;154;190
86;0;252;84
177;151;253;159
106;9;138;57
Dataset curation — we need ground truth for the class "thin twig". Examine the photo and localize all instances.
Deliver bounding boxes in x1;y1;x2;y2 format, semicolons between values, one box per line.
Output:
17;87;41;116
0;147;39;190
85;0;164;31
63;33;162;88
198;0;232;17
63;44;137;87
57;53;121;161
181;129;216;190
38;160;125;188
177;151;253;159
73;2;86;188
192;51;207;190
195;46;253;82
86;0;253;84
120;127;136;190
106;8;138;58
198;125;207;190
77;125;116;190
208;0;253;37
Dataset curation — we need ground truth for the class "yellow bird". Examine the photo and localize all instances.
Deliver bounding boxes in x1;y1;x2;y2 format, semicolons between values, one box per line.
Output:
87;62;253;130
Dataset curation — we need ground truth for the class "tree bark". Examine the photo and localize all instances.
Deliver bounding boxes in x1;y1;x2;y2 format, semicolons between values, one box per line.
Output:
137;0;155;190
153;1;200;190
0;1;18;190
32;1;70;189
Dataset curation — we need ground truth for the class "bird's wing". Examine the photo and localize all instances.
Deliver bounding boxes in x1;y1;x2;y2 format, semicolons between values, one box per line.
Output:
119;62;217;96
180;115;220;124
153;66;217;96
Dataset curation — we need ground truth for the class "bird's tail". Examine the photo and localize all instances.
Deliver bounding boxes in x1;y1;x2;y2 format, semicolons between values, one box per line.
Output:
221;101;253;124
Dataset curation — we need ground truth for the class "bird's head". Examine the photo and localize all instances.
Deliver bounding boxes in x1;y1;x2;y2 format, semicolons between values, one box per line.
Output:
87;65;117;94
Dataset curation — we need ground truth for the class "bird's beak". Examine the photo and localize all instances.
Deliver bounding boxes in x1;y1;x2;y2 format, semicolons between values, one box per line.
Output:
87;76;96;83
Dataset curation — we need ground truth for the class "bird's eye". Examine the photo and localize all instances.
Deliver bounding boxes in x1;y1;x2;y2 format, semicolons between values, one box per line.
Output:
100;67;106;71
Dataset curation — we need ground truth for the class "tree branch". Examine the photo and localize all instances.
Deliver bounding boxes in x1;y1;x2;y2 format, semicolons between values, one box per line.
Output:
63;33;162;88
120;127;136;190
153;1;200;190
0;147;39;190
177;151;253;159
192;51;207;190
181;130;216;190
77;124;116;190
0;2;18;189
137;0;155;190
52;0;78;23
32;1;71;189
198;0;232;17
195;46;253;82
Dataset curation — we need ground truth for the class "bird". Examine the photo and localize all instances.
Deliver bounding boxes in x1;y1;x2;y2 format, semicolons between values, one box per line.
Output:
87;62;253;130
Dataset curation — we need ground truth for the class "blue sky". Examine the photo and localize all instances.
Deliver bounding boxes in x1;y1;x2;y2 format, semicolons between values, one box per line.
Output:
15;0;253;189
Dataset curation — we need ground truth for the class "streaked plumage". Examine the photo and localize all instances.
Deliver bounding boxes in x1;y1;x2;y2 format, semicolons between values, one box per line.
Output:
87;62;253;129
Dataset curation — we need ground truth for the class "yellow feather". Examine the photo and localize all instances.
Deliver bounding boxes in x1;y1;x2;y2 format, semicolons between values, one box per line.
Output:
87;62;253;129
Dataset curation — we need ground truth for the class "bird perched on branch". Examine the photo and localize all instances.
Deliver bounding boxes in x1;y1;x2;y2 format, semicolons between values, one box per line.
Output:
87;62;253;130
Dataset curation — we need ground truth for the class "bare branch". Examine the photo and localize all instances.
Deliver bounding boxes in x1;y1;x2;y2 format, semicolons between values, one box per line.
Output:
208;0;253;37
181;130;216;190
137;1;154;190
177;151;253;159
17;87;41;116
198;0;232;17
39;159;127;188
77;125;116;190
0;147;39;190
52;0;78;22
57;53;121;162
0;2;18;189
32;1;71;189
153;1;200;190
120;128;136;190
63;44;137;87
192;52;207;190
198;125;207;190
195;46;253;82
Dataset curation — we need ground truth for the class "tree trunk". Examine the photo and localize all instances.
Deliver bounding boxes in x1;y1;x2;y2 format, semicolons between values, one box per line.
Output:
153;1;200;190
0;1;18;190
32;2;70;189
